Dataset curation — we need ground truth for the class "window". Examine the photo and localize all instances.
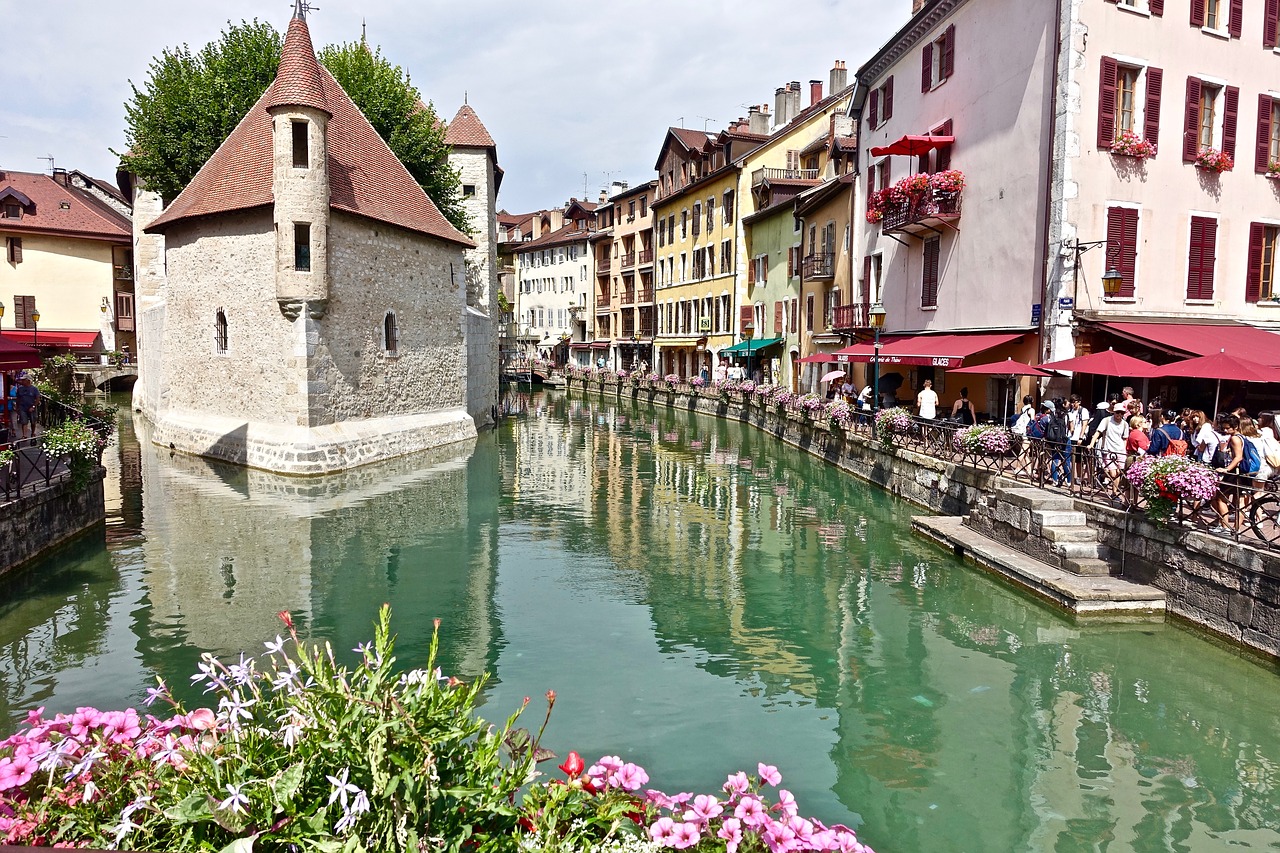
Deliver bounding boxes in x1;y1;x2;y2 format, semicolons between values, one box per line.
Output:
215;309;228;354
116;292;135;331
1192;0;1243;37
681;210;688;240
1266;0;1280;48
640;196;648;217
922;237;940;307
805;294;815;332
721;239;733;272
1248;223;1280;302
1257;95;1280;172
463;185;477;197
1098;59;1163;151
691;203;701;237
1105;205;1140;298
921;24;956;92
628;200;636;221
1186;215;1218;300
1182;78;1238;161
706;198;714;233
291;121;309;168
294;223;311;271
2;203;20;219
723;190;735;224
868;76;894;128
384;311;399;355
6;236;21;264
12;295;35;329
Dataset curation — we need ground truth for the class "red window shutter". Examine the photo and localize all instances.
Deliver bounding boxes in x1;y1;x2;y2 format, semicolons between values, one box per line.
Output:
1183;77;1202;161
884;76;894;121
1150;0;1163;15
1191;0;1206;27
774;301;783;335
747;257;756;285
787;249;794;278
922;238;940;307
1267;0;1280;48
862;255;873;304
1247;222;1266;303
1229;0;1243;38
869;89;879;128
1186;216;1217;300
1258;95;1276;173
935;120;953;171
1223;85;1240;159
1107;207;1140;298
1144;67;1163;151
791;298;798;334
942;25;955;79
922;43;933;93
740;305;753;334
1098;57;1119;149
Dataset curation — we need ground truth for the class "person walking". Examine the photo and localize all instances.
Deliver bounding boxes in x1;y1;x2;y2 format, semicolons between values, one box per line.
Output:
13;375;40;441
1042;400;1070;486
950;387;976;425
1147;409;1187;457
916;379;939;421
1065;394;1089;484
1189;410;1219;465
1209;413;1250;535
1090;402;1132;503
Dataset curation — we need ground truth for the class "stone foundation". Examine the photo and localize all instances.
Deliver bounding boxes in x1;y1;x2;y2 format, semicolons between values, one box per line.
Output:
0;472;105;578
143;407;477;476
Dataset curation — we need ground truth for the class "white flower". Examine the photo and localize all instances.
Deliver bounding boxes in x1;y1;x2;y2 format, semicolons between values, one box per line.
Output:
327;767;360;809
218;783;249;815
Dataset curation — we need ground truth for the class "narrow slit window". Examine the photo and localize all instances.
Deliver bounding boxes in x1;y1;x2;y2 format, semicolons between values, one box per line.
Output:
294;223;311;271
215;309;228;354
292;121;309;169
384;311;399;355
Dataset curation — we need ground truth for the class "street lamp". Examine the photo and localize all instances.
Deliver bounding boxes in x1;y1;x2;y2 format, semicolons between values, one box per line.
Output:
0;300;5;340
869;302;886;440
101;296;110;313
1067;239;1124;301
31;310;40;348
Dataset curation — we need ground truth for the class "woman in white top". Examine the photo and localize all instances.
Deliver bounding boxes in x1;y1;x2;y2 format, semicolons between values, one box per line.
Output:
917;379;938;420
1189;409;1220;464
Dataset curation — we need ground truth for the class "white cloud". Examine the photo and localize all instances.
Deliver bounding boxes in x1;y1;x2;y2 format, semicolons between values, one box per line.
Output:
0;0;908;212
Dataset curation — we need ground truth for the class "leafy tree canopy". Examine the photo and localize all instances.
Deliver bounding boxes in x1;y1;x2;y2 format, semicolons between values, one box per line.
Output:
117;21;469;233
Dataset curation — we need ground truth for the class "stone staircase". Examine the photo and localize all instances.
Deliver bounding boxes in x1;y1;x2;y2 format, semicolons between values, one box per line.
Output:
967;486;1114;577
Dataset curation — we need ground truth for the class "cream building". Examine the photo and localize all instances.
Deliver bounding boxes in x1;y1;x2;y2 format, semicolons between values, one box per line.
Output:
133;6;494;474
513;199;596;363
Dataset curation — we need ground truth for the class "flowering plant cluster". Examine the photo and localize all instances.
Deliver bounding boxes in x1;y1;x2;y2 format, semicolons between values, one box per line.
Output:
738;380;757;395
1111;130;1157;159
1267;159;1280;177
712;379;740;398
826;400;854;428
865;190;887;224
898;173;932;195
41;418;110;493
1124;454;1220;525
875;407;914;448
772;389;797;409
753;384;776;400
1195;146;1234;173
798;394;827;414
952;423;1014;456
929;169;966;194
664;374;682;388
690;376;707;388
646;373;663;387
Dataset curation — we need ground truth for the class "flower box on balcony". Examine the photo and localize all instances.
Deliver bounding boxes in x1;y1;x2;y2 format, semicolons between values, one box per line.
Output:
1110;130;1157;160
879;170;965;232
1194;147;1234;173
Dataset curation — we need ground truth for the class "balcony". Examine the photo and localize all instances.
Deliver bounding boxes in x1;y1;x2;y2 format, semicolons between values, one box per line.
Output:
751;167;821;187
621;252;636;268
832;302;871;331
638;249;654;267
637;288;655;304
596;297;611;314
621;289;636;305
882;186;963;235
598;257;612;273
802;253;835;281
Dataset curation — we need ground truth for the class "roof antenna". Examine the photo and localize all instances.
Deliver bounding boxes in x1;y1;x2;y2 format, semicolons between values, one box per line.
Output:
293;0;318;20
38;155;55;174
464;90;469;105
361;18;367;43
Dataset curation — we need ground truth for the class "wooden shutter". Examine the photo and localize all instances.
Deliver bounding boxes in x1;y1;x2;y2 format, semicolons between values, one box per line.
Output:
922;238;940;307
14;295;30;329
942;25;955;79
1183;77;1202;161
1098;57;1119;149
1267;0;1280;48
747;256;756;285
862;255;873;304
1247;223;1266;303
1144;67;1163;151
884;76;894;121
1150;0;1163;15
1258;95;1276;173
787;249;794;278
740;304;753;334
774;301;783;335
1228;0;1243;37
922;42;934;92
1191;0;1206;26
1107;207;1139;298
935;120;954;172
1186;216;1217;300
1223;85;1240;159
5;237;21;264
869;89;879;127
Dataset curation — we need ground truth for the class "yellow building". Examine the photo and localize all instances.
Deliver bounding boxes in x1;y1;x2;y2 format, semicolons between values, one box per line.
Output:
0;168;133;356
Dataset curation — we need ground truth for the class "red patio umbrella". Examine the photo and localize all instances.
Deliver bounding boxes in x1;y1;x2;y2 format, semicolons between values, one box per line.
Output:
1150;349;1280;414
869;135;956;157
946;358;1052;424
1037;348;1155;377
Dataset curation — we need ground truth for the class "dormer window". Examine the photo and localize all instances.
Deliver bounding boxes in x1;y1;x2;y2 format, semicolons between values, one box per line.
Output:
292;120;309;169
3;203;20;219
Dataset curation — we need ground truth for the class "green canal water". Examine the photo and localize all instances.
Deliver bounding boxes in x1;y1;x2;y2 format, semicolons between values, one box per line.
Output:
2;391;1280;851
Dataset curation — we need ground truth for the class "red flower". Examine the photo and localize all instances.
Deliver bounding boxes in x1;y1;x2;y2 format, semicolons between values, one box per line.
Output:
558;751;585;779
277;610;294;629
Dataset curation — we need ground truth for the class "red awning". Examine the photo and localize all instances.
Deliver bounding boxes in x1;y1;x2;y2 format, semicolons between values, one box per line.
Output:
834;333;1024;368
1095;321;1280;367
869;134;956;157
0;336;41;370
4;329;101;349
569;342;594;350
591;341;611;349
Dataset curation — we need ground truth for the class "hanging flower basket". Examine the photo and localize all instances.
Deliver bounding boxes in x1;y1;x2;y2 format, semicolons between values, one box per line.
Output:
1111;130;1157;160
1194;147;1234;173
1123;455;1220;526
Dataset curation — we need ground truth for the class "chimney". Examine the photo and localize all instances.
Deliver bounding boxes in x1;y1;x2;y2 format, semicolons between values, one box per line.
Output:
748;105;769;135
810;80;823;106
830;60;848;93
599;189;607;204
832;113;854;138
788;82;802;121
774;87;789;128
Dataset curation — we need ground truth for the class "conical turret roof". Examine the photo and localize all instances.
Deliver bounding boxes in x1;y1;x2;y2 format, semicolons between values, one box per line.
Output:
264;12;329;115
445;104;496;149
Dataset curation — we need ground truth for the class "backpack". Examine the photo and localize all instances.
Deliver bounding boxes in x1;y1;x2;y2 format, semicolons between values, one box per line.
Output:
1241;436;1262;475
1043;414;1067;444
1027;414;1047;440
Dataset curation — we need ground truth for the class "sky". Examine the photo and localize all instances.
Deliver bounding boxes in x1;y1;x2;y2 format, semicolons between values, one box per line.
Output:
0;0;909;216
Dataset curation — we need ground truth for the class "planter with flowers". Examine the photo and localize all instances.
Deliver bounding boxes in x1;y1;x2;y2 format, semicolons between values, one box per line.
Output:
689;375;706;391
952;423;1015;457
663;373;681;390
1267;159;1280;179
751;384;775;406
712;378;738;400
866;188;888;224
1110;130;1157;160
1195;147;1234;173
875;406;915;449
797;393;826;421
771;389;796;411
826;399;854;432
1123;454;1220;526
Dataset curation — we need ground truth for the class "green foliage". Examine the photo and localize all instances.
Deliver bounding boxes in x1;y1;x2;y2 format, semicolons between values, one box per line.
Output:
117;22;469;232
30;352;79;401
40;419;105;493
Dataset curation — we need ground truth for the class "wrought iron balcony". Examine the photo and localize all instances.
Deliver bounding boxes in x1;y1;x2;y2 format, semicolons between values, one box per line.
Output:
882;187;963;234
621;252;636;268
598;257;612;273
637;288;655;304
802;253;835;281
621;289;636;305
638;249;654;266
752;167;821;186
832;302;871;331
596;296;611;314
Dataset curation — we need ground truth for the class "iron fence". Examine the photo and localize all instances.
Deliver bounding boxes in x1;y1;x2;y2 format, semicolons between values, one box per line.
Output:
1;398;112;502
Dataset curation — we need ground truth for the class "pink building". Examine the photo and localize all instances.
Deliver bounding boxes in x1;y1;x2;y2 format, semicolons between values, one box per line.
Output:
851;0;1280;412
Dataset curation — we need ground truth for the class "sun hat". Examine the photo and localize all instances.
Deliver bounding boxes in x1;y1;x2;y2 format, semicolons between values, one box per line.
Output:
1041;401;1055;411
1113;402;1129;412
1096;402;1110;410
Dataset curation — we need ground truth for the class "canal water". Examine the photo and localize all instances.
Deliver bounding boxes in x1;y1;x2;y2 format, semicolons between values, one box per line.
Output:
2;391;1279;851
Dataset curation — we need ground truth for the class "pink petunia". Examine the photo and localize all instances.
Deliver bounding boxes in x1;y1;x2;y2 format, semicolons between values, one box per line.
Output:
612;762;649;792
758;762;782;786
683;793;723;824
718;817;744;853
645;789;676;810
0;755;36;792
723;771;750;798
763;818;799;853
649;816;679;846
671;822;701;850
735;794;768;827
776;788;799;817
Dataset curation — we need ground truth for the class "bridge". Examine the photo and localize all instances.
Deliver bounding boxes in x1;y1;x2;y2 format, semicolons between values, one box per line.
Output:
74;364;138;392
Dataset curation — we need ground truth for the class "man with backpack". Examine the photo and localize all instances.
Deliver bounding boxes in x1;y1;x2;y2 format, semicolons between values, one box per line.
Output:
1090;402;1132;504
1209;413;1257;535
1040;400;1070;486
1147;409;1188;458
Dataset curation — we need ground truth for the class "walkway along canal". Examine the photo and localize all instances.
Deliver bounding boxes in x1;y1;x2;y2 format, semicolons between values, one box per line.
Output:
1;392;1280;849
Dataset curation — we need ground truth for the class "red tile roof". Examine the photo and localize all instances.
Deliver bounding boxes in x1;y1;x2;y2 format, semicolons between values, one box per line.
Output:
146;15;472;248
263;16;329;115
444;104;496;149
518;224;597;251
0;170;130;242
670;127;714;152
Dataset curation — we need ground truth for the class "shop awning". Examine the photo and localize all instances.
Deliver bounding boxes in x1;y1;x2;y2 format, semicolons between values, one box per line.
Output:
719;336;784;356
834;332;1024;368
569;342;594;350
4;330;101;349
1094;321;1280;367
658;338;701;348
591;341;611;349
0;336;41;370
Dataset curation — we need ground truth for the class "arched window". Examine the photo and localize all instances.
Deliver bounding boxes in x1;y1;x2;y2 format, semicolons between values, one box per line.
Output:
383;311;398;355
215;309;228;354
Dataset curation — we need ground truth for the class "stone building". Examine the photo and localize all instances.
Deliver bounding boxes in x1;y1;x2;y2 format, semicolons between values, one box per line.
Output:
133;6;498;475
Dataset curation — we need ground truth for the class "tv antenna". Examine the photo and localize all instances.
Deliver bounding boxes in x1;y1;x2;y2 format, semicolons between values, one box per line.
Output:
696;115;717;132
38;155;55;174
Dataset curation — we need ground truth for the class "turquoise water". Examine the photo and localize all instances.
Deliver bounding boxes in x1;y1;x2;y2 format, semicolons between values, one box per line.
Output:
1;391;1279;851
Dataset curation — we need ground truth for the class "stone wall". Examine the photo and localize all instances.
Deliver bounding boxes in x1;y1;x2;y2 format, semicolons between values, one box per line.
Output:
0;474;105;579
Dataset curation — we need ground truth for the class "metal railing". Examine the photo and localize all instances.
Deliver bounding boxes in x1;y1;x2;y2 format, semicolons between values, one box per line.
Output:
882;188;963;232
621;252;637;268
802;253;834;280
832;302;870;329
2;399;112;502
638;249;654;266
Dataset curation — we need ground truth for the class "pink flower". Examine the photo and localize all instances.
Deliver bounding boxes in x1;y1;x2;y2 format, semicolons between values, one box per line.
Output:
23;708;44;728
758;762;782;786
181;708;217;731
613;762;649;792
763;818;799;853
776;789;799;817
683;793;723;824
587;754;624;788
646;789;677;810
70;707;101;739
0;755;36;791
672;822;701;849
718;817;744;853
649;817;679;845
788;814;816;846
735;795;768;827
723;771;750;798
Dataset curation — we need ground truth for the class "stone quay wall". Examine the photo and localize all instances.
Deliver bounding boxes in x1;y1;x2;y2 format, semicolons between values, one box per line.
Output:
0;473;105;579
566;378;1280;661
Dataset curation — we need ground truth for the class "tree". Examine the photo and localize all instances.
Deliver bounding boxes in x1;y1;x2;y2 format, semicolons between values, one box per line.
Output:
117;22;469;233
